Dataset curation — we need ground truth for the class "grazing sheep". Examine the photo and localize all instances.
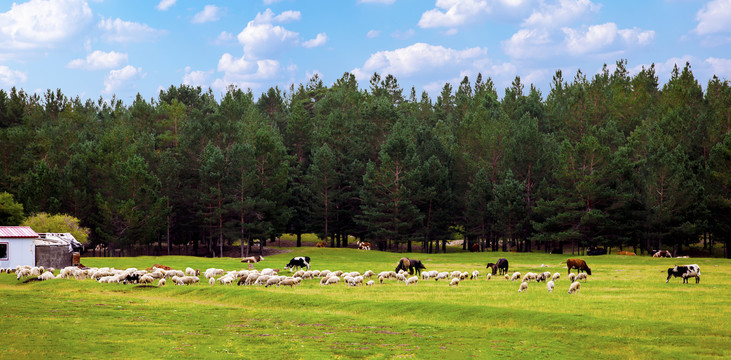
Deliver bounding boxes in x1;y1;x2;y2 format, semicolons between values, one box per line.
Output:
325;276;340;285
209;277;216;285
510;272;521;281
254;275;271;286
38;271;55;281
265;276;282;287
363;270;374;279
504;274;510;280
470;270;480;280
279;277;301;288
158;278;166;286
485;273;492;280
204;268;224;279
576;273;588;282
331;270;344;277
319;270;331;278
552;273;561;282
245;273;260;285
460;272;469;280
139;275;154;284
261;268;278;276
451;270;462;279
568;281;581;294
568;273;577;282
185;267;199;276
395;273;407;283
405;276;418;286
378;275;385;284
292;270;305;278
449;278;460;287
366;280;375;286
547;280;555;293
435;272;449;281
16;268;31;280
522;272;537;283
519;281;528;293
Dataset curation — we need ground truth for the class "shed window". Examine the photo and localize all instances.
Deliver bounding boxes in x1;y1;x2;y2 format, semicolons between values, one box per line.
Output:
0;243;7;261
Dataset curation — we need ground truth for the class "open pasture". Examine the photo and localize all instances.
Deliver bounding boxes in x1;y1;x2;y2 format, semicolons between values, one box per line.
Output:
1;249;729;359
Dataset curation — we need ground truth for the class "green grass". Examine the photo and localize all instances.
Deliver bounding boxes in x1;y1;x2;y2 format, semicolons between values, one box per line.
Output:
1;249;729;359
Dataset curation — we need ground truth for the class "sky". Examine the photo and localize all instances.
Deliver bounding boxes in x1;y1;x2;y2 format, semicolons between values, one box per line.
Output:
0;0;730;104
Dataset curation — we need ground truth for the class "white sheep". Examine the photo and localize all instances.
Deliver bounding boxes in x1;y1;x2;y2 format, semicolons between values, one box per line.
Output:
519;281;528;293
568;273;576;282
363;270;374;279
451;270;462;279
504;274;510;281
219;275;235;285
378;275;385;284
470;270;479;280
552;273;561;282
38;271;55;281
185;267;199;276
486;273;492;281
396;273;407;283
568;281;581;294
576;273;588;282
435;272;450;281
522;273;537;283
510;272;521;281
254;275;271;286
279;277;301;288
547;280;555;293
405;276;418;286
325;276;340;285
209;277;216;285
204;268;224;279
158;278;166;286
366;280;375;286
293;270;305;278
139;275;154;284
449;278;460;287
265;276;282;287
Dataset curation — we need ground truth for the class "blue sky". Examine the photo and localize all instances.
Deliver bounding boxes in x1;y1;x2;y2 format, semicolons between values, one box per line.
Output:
1;0;729;103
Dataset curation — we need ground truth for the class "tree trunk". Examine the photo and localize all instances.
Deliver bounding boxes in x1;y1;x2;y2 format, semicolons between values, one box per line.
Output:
296;233;302;247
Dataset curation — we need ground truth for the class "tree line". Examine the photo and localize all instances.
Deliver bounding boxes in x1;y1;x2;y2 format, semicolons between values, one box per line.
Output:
1;60;729;257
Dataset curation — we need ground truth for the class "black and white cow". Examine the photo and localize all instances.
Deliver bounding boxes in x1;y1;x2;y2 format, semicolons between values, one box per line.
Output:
285;256;311;271
666;264;701;284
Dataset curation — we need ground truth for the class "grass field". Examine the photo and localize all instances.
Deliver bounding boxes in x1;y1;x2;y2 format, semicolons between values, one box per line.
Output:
1;248;729;359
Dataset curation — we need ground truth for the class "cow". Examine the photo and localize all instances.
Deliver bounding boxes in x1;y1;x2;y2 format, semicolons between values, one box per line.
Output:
395;258;426;276
651;250;672;258
284;256;311;271
316;241;327;248
356;241;371;250
486;258;509;275
566;258;592;275
241;255;264;263
470;243;479;252
666;264;701;284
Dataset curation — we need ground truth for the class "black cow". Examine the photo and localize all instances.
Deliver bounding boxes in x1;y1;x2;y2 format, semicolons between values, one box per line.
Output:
395;258;426;276
486;258;509;275
666;264;701;284
284;256;311;271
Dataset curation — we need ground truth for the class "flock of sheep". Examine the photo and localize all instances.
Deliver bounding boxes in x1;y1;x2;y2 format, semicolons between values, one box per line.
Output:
3;260;588;295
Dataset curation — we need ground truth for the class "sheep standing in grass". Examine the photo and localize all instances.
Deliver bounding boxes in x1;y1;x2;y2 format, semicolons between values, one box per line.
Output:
485;273;492;281
449;278;460;287
435;272;449;281
38;271;55;281
552;273;560;282
470;270;479;280
405;276;418;286
510;272;521;281
158;278;166;286
366;280;375;286
519;281;528;293
576;273;588;282
139;275;154;284
209;277;216;285
568;273;576;282
547;280;555;293
504;274;510;281
185;267;199;276
325;276;340;285
568;281;581;294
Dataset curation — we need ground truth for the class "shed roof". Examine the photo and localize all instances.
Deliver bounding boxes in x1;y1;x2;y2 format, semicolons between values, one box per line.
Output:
0;226;39;238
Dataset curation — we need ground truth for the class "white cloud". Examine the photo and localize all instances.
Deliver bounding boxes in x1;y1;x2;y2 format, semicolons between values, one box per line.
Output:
67;50;128;70
418;0;491;28
215;31;235;45
103;65;143;94
0;0;93;51
192;5;222;24
705;57;731;78
522;0;600;29
98;17;166;43
563;23;654;55
367;30;381;38
183;66;213;87
0;66;27;86
695;0;731;35
156;0;177;11
303;33;328;48
445;28;459;36
253;8;301;24
358;0;396;4
237;9;300;58
502;28;554;59
212;55;281;94
352;42;487;80
263;0;282;4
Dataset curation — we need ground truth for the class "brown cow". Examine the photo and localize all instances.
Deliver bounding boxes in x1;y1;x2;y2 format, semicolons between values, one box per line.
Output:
566;258;591;275
617;251;636;256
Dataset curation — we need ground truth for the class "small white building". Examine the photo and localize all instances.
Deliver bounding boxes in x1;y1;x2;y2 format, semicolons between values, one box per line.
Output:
0;226;39;269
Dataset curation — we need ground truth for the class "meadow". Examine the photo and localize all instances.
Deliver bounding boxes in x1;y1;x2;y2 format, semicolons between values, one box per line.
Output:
1;248;729;359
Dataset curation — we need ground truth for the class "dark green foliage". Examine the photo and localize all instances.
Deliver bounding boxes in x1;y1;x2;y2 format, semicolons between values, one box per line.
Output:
2;61;730;257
